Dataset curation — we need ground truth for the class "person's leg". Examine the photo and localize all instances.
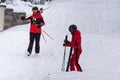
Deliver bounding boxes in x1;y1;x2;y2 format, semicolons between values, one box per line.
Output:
27;33;35;54
75;49;83;72
35;33;41;53
75;57;82;72
70;53;76;71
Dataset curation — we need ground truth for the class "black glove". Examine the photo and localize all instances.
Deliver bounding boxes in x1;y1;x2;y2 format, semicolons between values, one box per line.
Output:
64;39;69;44
21;16;25;20
37;24;41;28
63;43;66;46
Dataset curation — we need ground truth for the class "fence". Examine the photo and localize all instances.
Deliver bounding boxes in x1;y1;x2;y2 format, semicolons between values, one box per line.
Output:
0;5;28;31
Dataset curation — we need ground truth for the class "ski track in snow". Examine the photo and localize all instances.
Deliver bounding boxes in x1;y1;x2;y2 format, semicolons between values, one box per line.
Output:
0;0;120;80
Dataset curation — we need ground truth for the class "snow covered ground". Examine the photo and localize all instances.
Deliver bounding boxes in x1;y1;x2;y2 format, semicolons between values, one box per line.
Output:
0;0;120;80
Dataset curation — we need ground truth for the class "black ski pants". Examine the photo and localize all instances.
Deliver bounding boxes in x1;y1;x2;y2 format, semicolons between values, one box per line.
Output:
27;33;41;53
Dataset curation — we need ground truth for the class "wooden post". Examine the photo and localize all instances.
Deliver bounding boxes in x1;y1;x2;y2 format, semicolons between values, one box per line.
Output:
0;5;6;31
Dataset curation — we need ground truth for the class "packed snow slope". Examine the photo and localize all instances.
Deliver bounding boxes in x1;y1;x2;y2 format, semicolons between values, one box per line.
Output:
0;0;120;80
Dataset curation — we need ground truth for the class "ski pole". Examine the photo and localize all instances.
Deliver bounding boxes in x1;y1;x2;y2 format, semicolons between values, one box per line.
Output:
66;47;73;72
42;29;54;40
32;23;53;41
61;35;68;71
61;46;66;71
41;32;47;43
40;6;52;13
43;6;52;11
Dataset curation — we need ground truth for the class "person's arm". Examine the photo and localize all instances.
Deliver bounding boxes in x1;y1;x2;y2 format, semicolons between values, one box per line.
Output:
25;16;32;20
21;16;32;21
65;35;76;47
36;18;45;26
65;40;73;47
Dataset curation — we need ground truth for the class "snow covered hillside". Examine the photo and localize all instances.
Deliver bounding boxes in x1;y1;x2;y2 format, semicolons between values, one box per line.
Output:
0;0;120;80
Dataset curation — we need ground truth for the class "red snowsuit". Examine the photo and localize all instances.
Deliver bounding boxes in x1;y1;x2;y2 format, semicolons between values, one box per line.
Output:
25;11;45;33
65;30;82;71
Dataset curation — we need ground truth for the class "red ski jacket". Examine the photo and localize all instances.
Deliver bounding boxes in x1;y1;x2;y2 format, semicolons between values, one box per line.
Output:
65;30;82;51
25;11;45;33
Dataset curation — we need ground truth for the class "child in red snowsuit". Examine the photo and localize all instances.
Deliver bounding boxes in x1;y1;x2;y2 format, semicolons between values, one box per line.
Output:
64;24;82;72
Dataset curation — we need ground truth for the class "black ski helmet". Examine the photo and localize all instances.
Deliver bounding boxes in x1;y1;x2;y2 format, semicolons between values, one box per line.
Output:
69;24;77;33
32;7;38;11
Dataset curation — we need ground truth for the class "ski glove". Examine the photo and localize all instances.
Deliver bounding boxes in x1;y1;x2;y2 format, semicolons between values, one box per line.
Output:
37;24;41;28
21;16;25;20
64;40;69;44
35;18;45;28
63;40;69;46
63;43;66;46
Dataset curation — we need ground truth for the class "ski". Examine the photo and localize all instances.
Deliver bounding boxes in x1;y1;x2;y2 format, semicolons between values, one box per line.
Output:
61;35;68;71
66;47;73;72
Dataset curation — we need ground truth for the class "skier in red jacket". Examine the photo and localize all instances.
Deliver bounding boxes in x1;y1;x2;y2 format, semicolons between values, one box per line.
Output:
64;24;83;72
21;7;45;56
